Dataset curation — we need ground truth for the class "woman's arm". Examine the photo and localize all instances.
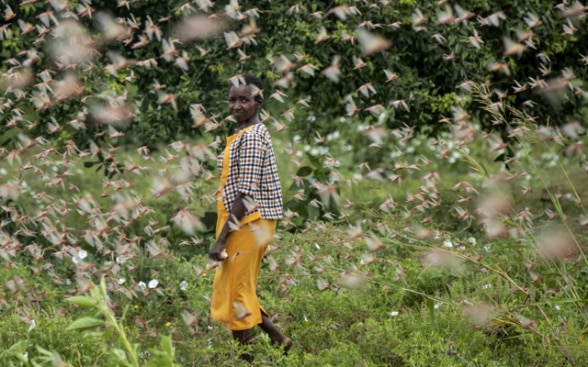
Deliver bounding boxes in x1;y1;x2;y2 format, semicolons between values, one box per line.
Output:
208;192;249;261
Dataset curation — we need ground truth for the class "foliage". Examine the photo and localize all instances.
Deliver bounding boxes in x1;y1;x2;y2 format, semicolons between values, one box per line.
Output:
65;277;179;367
1;0;586;158
282;152;341;230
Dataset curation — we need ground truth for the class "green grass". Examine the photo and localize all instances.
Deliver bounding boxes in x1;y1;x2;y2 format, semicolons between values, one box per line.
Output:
1;124;588;366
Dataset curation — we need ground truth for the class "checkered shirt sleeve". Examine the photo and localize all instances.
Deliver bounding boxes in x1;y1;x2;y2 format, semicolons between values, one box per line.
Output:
237;129;266;197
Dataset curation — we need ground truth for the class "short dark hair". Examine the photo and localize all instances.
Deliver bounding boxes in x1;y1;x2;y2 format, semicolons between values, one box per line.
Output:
243;74;263;91
233;74;264;102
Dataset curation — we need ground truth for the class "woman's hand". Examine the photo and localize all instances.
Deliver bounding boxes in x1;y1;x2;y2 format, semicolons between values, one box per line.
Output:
208;240;229;262
209;193;251;263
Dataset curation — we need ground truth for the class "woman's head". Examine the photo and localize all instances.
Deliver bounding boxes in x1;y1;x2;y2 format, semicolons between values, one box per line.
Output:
228;74;264;124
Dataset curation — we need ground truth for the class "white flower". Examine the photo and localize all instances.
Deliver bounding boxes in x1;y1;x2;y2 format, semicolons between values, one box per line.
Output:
180;280;188;291
467;237;477;246
390;311;399;317
446;140;455;149
116;255;126;264
443;240;454;248
434;303;441;310
138;281;147;291
78;249;88;260
148;279;159;289
139;351;151;359
118;277;126;285
28;319;36;331
327;131;340;140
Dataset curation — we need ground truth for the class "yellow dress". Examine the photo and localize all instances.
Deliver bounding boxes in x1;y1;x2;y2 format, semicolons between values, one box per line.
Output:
210;125;277;330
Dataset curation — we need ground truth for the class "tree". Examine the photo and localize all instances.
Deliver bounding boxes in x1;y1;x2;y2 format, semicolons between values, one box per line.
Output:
1;0;586;162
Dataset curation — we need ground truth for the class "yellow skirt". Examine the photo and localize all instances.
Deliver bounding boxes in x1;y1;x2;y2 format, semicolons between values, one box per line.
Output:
210;210;276;330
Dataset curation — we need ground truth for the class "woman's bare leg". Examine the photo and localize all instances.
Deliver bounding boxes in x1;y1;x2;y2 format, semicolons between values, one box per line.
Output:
232;328;254;344
258;311;292;354
232;329;254;362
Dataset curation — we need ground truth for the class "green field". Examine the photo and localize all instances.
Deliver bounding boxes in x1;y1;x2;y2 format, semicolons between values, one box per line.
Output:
1;123;587;367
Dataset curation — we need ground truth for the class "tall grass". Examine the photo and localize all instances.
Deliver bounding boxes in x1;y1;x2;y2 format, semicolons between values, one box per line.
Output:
1;96;587;365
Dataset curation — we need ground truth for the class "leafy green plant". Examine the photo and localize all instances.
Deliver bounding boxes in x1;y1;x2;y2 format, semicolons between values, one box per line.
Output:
0;341;30;367
283;153;340;230
65;278;180;367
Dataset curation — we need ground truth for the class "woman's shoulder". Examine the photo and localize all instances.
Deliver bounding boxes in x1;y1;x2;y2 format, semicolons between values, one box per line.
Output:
245;123;271;139
253;122;270;134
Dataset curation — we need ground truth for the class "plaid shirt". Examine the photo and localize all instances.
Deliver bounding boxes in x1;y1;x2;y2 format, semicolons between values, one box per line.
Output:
217;123;283;219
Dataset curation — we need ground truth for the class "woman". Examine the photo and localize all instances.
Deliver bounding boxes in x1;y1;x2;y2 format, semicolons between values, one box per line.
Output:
208;74;292;357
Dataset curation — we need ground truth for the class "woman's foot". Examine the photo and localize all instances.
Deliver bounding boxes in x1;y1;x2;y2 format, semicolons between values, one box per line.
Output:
276;337;293;355
259;312;292;354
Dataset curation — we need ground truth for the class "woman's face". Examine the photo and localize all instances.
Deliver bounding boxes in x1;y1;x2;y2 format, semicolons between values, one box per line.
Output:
228;84;260;123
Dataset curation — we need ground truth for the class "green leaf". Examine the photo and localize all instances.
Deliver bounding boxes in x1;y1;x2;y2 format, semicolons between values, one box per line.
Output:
65;296;97;308
83;331;107;339
32;346;67;366
308;205;320;220
426;298;435;324
160;335;174;357
99;276;108;298
296;166;313;177
0;341;29;361
110;348;130;363
66;317;104;331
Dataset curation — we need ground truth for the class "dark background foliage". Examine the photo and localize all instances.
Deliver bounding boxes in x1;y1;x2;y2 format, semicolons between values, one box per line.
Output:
1;0;586;155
